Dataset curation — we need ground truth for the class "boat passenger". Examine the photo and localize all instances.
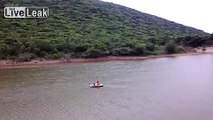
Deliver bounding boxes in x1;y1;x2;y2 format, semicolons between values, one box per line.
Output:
95;81;100;86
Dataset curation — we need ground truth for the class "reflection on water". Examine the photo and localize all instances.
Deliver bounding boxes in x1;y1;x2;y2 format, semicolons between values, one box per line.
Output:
0;55;213;120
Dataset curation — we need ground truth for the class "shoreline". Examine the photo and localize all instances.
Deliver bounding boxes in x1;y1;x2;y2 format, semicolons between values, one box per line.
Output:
0;48;213;69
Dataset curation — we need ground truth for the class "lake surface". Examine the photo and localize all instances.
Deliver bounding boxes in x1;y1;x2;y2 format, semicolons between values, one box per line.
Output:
0;55;213;120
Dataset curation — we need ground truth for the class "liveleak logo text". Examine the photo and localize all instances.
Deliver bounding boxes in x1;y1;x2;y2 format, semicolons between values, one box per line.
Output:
4;7;49;18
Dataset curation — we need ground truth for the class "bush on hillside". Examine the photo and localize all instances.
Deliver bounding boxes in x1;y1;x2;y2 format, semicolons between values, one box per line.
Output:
134;43;147;55
176;46;186;53
165;40;177;54
83;47;102;58
16;53;36;62
112;47;133;56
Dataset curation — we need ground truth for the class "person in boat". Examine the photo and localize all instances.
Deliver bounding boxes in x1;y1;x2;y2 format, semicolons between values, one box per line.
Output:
95;81;100;87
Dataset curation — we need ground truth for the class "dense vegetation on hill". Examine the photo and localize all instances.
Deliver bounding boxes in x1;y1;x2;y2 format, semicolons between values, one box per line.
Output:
0;0;212;61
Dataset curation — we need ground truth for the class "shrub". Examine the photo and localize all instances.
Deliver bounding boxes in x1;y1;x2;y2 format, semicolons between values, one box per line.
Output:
83;47;102;58
176;46;186;53
112;47;132;56
74;43;91;53
16;53;36;62
134;43;147;55
121;41;136;48
93;42;106;51
165;40;177;54
146;43;155;51
50;52;64;59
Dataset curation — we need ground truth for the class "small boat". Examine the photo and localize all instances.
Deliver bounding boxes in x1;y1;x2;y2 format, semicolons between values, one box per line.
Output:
89;84;104;88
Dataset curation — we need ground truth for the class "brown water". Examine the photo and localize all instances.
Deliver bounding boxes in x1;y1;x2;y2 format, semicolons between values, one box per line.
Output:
0;55;213;120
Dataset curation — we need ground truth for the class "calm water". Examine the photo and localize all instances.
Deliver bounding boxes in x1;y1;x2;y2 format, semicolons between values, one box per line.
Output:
0;55;213;120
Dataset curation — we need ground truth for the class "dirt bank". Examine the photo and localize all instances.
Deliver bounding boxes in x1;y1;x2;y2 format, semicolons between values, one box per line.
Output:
1;47;213;69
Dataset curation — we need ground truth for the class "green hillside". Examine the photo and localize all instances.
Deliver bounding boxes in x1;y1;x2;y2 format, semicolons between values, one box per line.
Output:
0;0;211;60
